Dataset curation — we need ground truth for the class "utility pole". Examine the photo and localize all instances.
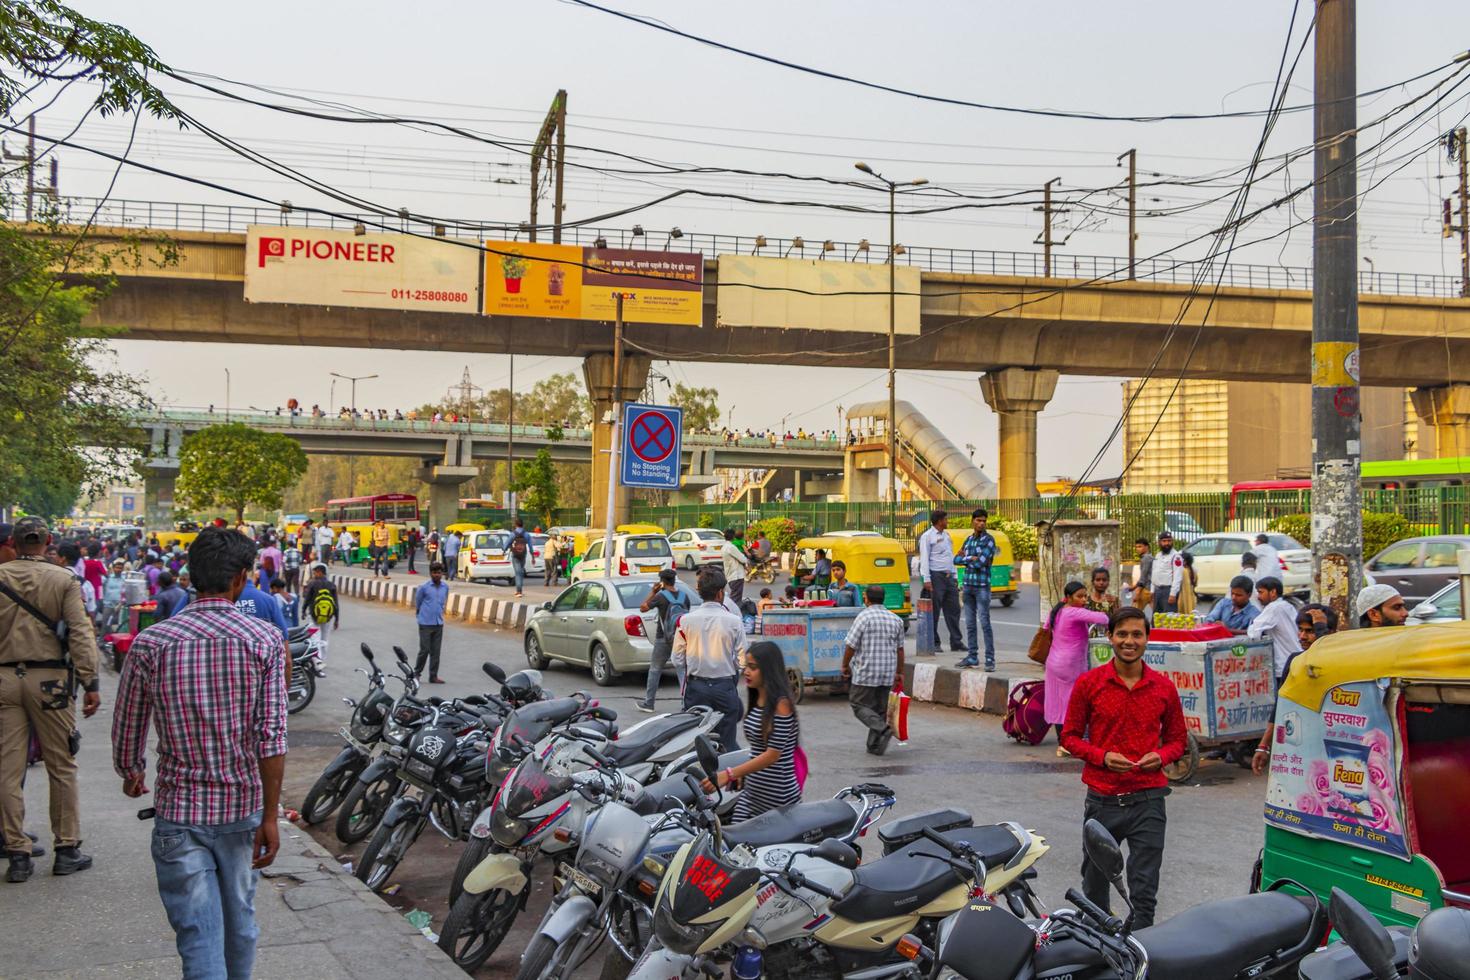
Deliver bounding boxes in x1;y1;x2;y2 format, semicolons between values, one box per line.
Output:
507;347;516;518
1117;149;1137;278
1035;178;1063;277
601;293;629;564
3;117;37;221
1310;0;1362;626
1445;127;1469;297
528;89;568;244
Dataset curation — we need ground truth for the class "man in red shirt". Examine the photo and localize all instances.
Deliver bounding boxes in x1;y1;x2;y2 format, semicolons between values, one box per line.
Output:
1061;605;1187;929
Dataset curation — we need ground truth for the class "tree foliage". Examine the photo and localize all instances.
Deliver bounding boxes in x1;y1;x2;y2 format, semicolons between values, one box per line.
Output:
1268;511;1412;560
513;448;559;528
669;383;722;431
177;424;308;523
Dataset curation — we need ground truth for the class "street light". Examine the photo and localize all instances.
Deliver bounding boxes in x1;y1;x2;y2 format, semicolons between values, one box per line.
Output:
329;372;378;414
224;368;231;421
854;162;927;533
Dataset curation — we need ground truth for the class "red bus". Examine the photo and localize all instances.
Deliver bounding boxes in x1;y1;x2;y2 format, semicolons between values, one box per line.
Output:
324;493;420;526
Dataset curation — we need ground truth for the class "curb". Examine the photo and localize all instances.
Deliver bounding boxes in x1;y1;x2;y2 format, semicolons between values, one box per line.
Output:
901;658;1035;717
329;573;536;632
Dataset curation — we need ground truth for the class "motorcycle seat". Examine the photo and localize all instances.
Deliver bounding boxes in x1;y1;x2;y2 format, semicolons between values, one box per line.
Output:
603;714;703;767
286;625;312;643
723;799;857;848
828;839;969;922
892;824;1026;872
1133;892;1315;980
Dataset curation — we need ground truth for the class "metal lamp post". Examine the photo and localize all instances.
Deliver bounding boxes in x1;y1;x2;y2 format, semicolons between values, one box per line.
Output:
855;162;927;534
329;372;378;415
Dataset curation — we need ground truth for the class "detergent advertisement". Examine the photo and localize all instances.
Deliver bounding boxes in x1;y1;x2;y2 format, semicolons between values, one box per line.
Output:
1263;680;1409;860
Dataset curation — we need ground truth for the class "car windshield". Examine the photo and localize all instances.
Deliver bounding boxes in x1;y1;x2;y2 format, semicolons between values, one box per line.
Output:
615;582;700;608
475;532;509;551
625;536;671;557
1266;534;1303;550
694;530;725;541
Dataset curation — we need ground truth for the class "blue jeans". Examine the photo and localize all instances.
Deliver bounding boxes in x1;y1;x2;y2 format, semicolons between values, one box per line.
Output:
512;556;526;593
962;583;995;668
151;811;262;980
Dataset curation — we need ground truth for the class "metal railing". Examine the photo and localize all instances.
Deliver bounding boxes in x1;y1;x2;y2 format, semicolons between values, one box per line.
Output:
11;195;1465;299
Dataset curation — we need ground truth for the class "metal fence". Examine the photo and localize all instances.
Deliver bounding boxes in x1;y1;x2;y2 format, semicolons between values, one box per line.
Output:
12;194;1465;299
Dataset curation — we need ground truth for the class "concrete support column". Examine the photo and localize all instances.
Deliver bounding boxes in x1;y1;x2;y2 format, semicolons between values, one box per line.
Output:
843;450;881;502
416;464;478;531
980;368;1060;499
582;352;651;529
1410;385;1470;459
143;463;179;529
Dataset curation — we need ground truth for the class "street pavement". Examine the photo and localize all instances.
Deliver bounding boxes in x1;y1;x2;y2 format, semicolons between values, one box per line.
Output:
8;591;1268;979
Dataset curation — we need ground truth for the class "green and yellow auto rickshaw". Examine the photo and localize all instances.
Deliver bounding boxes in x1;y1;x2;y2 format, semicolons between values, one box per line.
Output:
1256;619;1470;927
793;535;912;620
945;527;1018;607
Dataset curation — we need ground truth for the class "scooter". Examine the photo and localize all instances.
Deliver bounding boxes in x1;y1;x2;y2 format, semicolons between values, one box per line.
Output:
1298;887;1468;980
894;819;1326;980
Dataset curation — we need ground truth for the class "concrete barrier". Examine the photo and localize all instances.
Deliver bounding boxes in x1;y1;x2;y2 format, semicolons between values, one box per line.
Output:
329;573;539;635
901;657;1036;718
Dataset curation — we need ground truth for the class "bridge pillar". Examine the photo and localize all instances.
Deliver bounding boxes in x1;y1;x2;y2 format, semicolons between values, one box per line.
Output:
844;451;882;502
416;465;478;532
582;353;652;529
143;462;179;529
1410;385;1470;459
980;368;1059;499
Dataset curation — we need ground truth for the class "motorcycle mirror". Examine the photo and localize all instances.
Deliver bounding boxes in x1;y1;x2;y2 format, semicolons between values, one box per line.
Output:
811;838;859;871
695;735;720;779
1082;819;1127;895
1329;888;1399;980
482;662;507;683
392;645;409;665
360;643;374;661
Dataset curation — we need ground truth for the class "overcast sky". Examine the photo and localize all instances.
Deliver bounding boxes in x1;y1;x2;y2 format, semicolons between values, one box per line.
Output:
34;1;1470;479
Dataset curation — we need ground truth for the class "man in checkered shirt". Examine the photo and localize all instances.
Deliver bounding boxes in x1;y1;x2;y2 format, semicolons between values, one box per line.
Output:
841;585;906;756
112;527;288;978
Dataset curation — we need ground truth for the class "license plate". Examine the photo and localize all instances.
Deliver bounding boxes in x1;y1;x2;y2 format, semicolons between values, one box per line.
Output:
639;565;661;573
567;865;601;896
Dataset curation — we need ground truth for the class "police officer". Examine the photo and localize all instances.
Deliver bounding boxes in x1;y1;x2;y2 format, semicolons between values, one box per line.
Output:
0;516;100;882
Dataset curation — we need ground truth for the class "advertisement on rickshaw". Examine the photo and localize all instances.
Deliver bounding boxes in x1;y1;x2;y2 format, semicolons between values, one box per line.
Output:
1262;680;1409;861
1088;634;1275;739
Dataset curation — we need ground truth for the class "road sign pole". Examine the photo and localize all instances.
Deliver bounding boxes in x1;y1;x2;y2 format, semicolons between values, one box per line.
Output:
602;293;625;563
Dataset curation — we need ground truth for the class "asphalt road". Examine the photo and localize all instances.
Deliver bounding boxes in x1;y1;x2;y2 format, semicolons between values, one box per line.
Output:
284;597;1268;978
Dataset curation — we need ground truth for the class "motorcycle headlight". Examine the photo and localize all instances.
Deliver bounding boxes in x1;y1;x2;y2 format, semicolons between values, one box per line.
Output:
486;754;515;785
653;901;719;956
350;719;378;743
490;804;529;848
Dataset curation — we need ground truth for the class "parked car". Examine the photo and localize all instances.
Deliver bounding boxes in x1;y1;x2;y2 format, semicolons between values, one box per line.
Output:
1363;535;1470;605
667;527;727;569
523;575;701;685
457;530;547;583
1183;531;1310;598
1407;581;1463;625
571;533;674;582
1163;510;1206;544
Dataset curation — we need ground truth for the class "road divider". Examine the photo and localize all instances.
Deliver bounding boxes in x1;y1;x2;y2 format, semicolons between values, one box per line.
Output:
329;573;539;632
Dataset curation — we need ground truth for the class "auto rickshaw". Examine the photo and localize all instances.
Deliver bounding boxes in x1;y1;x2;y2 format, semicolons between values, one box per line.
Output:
338;523;405;567
792;535;912;620
944;527;1018;607
444;522;486;535
1256;619;1470;928
154;530;198;551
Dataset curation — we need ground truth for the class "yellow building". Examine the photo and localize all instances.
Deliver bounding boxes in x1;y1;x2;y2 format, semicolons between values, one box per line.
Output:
1120;379;1415;492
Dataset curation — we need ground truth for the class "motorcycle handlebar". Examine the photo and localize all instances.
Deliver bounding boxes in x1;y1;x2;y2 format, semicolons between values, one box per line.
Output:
779;869;841;901
584;745;614;768
1066;888;1124;935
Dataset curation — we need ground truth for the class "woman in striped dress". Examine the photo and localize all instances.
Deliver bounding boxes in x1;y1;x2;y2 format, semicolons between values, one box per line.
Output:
702;641;801;821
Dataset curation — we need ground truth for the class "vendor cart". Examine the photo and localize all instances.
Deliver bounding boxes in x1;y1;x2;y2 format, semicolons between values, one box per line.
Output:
1089;622;1276;782
760;606;862;705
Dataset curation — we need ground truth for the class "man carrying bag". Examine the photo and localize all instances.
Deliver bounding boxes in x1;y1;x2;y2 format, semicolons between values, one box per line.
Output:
0;517;100;883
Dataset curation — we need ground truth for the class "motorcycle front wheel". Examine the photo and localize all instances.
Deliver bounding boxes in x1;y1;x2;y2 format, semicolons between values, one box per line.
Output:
336;772;400;844
300;758;363;825
438;880;530;972
514;934;559;980
357;817;419;893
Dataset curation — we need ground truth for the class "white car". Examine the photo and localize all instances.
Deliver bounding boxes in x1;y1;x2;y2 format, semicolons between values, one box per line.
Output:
572;533;674;582
667;528;726;569
1183;532;1310;598
458;530;548;583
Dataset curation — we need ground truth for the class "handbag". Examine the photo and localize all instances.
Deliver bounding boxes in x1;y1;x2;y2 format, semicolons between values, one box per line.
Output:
1027;625;1053;665
792;745;809;790
886;682;911;743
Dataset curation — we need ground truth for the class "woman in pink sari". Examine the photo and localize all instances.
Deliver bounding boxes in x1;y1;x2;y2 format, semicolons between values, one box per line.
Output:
1045;581;1112;755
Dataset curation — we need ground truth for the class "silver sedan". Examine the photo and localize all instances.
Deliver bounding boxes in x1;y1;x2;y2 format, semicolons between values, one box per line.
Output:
523;575;700;686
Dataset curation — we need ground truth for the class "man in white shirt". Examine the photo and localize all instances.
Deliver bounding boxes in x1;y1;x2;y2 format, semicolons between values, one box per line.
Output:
917;510;963;652
315;523;335;568
1246;576;1301;681
719;528;748;605
1150;531;1185;613
672;568;747;750
1251;535;1280;581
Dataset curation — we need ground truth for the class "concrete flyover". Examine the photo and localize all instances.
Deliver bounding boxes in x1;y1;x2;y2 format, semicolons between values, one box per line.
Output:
51;215;1470;501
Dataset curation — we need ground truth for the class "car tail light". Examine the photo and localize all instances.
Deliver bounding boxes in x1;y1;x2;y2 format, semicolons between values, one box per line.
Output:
1278;557;1289;571
470;551;478;563
624;614;645;637
619;558;629;576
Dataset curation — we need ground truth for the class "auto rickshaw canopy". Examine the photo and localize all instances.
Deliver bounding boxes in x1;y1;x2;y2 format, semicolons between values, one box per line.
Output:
1279;618;1470;709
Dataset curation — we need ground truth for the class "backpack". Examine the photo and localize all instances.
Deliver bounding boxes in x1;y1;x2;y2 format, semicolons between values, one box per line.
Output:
510;531;528;558
308;586;338;625
1002;680;1049;746
657;590;689;639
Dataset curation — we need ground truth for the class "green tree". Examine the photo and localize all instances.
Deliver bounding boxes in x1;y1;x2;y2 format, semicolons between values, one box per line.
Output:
669;383;722;431
176;424;309;523
513;448;559;528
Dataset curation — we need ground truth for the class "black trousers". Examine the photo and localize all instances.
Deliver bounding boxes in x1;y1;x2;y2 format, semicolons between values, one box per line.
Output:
1081;793;1167;930
415;625;444;679
683;675;742;751
930;571;963;650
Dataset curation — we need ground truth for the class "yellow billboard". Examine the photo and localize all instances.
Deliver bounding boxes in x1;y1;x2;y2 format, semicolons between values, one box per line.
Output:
715;255;920;334
482;242;703;325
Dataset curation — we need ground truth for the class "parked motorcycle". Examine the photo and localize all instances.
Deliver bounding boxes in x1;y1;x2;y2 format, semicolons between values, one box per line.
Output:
1298;887;1468;980
895;819;1325;980
334;647;424;844
286;624;327;714
299;643;396;825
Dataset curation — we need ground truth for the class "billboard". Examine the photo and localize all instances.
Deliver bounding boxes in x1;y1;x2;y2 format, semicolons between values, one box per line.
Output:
482;242;703;325
715;255;920;334
244;225;479;313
